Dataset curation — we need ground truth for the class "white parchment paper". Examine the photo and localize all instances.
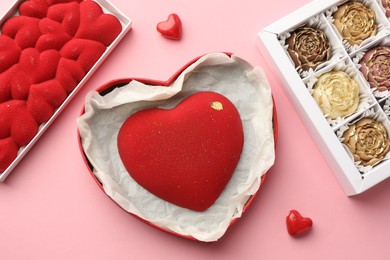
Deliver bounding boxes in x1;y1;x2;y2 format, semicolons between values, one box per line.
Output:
77;53;275;242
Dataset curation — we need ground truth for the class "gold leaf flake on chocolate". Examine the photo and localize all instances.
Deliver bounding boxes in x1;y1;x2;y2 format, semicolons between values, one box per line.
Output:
210;101;223;111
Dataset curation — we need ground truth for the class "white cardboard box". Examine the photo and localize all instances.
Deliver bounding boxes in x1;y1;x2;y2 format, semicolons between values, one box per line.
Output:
0;0;132;181
257;0;390;195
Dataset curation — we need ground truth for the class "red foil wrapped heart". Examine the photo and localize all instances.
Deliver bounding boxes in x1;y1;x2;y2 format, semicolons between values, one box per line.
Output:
117;91;244;211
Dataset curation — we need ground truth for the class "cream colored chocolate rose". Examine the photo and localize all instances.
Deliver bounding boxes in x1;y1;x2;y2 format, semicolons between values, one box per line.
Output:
312;71;359;119
286;27;331;71
342;118;390;166
333;2;377;46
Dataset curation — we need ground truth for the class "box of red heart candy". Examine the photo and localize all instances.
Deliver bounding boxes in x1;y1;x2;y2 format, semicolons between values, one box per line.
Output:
257;0;390;195
0;0;131;181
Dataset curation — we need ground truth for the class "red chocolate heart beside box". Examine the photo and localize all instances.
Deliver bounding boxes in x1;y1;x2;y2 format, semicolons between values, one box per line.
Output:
77;52;277;242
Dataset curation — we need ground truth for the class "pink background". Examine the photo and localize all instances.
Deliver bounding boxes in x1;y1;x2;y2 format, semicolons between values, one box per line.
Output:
1;0;390;259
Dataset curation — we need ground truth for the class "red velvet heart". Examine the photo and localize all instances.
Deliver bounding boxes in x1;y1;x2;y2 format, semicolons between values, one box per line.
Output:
286;210;313;236
19;0;49;19
55;58;86;93
46;0;82;6
0;137;19;173
60;39;106;72
36;18;72;52
0;100;27;139
27;94;54;124
2;16;41;49
47;2;80;36
0;35;22;74
29;80;67;109
11;48;61;100
157;13;182;40
10;110;38;147
117;91;244;211
75;1;122;46
0;65;19;103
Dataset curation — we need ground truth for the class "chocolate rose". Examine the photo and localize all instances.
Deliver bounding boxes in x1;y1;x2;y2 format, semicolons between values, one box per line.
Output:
333;2;377;46
382;0;390;17
312;71;359;119
360;46;390;91
286;27;331;71
342;118;390;166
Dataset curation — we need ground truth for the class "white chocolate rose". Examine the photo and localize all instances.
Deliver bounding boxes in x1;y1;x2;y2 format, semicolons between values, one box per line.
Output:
312;71;359;119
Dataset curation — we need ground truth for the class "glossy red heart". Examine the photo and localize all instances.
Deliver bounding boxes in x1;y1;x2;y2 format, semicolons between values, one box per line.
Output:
19;0;49;19
117;91;244;211
2;16;41;49
47;2;80;36
0;35;21;74
286;210;313;236
157;13;182;40
75;1;122;46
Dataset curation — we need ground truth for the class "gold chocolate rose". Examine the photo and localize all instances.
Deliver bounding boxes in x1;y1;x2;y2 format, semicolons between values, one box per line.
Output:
286;27;331;71
333;2;377;46
342;118;390;166
312;71;359;119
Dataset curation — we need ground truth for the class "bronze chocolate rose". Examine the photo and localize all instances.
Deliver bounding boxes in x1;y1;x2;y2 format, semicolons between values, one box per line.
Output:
286;27;331;71
360;46;390;91
333;2;377;46
342;118;390;167
382;0;390;17
312;71;359;119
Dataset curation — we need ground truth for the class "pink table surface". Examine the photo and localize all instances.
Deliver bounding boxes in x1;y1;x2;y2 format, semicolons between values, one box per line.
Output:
2;0;390;259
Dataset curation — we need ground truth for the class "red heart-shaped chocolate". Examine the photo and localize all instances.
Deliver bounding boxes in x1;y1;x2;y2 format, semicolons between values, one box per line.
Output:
36;18;72;52
0;65;18;103
10;110;39;147
2;16;41;49
75;1;122;46
19;0;49;19
0;35;22;74
117;91;244;211
286;210;313;236
55;58;86;93
0;100;27;139
0;137;19;173
60;38;106;72
157;13;182;40
47;2;80;36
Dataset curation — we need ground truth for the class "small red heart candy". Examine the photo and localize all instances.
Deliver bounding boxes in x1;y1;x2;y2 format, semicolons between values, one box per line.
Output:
19;0;49;19
75;1;122;46
36;18;72;52
60;39;106;72
0;35;22;74
10;110;39;147
2;16;41;49
117;91;244;211
286;210;313;236
0;100;27;139
47;2;80;36
0;137;19;173
157;13;182;40
56;58;86;93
